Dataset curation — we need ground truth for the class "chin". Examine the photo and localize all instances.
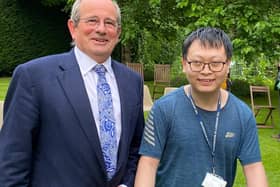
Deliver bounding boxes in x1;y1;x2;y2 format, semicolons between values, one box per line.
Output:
197;86;218;93
92;51;111;57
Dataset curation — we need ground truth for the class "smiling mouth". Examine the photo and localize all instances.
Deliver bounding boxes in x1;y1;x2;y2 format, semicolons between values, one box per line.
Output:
199;79;214;82
92;38;108;44
198;79;214;84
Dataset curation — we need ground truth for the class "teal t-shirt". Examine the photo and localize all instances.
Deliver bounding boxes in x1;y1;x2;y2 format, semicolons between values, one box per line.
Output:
139;87;261;187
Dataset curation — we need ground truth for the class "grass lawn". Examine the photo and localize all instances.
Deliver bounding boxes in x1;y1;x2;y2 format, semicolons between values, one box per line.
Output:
145;82;280;187
0;77;10;101
0;77;280;186
234;128;280;187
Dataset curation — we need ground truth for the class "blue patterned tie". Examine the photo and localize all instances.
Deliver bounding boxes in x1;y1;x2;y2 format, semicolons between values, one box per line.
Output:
94;64;117;180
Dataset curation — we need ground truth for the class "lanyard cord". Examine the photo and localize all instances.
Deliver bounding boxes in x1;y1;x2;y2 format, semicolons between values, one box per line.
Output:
188;88;221;174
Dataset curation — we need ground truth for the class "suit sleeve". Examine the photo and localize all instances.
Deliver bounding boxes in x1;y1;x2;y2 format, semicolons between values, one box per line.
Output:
0;64;40;186
121;79;145;187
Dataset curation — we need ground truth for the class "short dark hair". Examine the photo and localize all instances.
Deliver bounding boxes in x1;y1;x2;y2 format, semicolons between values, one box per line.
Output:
182;27;233;60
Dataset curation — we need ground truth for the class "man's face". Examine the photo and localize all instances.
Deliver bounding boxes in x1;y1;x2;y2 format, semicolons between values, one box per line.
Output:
68;0;121;63
182;40;230;93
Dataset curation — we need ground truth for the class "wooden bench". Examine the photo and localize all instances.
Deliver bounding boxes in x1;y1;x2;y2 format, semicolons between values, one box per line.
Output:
152;64;171;100
126;62;144;79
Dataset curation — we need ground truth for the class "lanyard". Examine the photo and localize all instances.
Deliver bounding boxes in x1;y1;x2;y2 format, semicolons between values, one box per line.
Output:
187;89;221;174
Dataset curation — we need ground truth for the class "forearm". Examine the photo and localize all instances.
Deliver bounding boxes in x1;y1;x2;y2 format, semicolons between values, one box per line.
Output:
134;156;159;187
243;162;268;187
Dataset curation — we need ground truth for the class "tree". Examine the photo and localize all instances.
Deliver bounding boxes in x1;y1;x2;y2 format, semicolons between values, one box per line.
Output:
171;0;280;82
38;0;280;82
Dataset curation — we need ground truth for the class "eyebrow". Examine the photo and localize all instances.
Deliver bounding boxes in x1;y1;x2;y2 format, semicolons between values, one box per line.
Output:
82;16;116;21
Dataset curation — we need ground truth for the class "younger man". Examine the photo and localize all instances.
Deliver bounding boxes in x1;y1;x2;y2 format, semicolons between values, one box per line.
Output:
135;27;268;187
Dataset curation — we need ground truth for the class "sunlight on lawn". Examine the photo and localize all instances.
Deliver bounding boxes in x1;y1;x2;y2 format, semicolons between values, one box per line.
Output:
0;77;10;100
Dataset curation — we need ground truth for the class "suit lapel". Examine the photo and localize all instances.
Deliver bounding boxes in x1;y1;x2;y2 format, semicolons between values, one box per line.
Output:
56;50;107;174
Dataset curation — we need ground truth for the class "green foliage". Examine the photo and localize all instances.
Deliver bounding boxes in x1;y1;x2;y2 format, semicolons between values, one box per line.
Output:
2;0;280;82
170;58;188;87
137;30;182;68
171;0;280;82
0;0;71;76
41;0;66;7
119;0;186;73
135;0;280;83
170;72;188;87
143;69;154;81
231;54;275;87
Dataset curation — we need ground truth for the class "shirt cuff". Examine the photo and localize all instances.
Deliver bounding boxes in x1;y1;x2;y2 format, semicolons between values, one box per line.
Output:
119;185;128;187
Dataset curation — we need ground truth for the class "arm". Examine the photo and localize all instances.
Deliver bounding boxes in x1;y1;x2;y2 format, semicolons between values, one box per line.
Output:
120;79;145;187
134;156;160;187
0;65;39;186
243;162;268;187
238;109;268;187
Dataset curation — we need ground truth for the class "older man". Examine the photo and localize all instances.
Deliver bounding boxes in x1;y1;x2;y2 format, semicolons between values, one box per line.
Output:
0;0;144;186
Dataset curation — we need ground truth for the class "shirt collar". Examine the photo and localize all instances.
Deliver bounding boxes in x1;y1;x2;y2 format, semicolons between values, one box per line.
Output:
74;46;113;76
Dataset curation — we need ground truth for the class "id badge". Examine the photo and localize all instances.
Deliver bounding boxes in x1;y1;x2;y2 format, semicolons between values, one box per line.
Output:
202;172;227;187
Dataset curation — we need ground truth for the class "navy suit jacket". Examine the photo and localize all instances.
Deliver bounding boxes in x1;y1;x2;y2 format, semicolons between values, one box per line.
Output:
0;49;144;187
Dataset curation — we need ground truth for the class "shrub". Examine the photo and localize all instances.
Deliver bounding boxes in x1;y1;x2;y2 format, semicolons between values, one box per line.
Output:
171;73;188;87
144;69;154;81
0;0;71;76
231;79;250;97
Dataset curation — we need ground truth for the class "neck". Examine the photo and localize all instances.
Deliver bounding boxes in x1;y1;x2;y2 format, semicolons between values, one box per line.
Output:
185;85;224;111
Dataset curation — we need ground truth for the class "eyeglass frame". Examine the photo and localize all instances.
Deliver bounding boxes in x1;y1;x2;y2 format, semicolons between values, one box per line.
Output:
185;58;228;72
78;16;119;30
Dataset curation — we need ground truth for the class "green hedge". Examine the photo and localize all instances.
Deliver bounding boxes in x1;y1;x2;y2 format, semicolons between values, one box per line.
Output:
0;0;71;76
231;79;250;97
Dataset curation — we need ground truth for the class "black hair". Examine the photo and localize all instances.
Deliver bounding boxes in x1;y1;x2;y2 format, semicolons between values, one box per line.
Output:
182;27;233;60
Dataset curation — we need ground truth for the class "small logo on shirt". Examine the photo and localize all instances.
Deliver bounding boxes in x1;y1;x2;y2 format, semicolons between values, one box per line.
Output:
225;132;235;138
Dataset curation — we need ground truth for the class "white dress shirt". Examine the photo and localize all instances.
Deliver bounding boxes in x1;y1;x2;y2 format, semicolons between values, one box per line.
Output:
74;47;122;147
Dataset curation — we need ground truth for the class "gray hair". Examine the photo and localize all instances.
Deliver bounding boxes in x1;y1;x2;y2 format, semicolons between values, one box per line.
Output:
70;0;121;27
182;27;233;60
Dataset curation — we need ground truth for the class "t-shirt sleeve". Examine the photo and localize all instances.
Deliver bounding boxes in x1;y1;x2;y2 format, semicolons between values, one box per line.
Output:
238;114;262;165
139;102;169;159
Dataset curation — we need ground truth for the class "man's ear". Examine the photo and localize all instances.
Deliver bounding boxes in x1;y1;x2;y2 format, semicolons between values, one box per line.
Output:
117;27;121;41
67;19;76;41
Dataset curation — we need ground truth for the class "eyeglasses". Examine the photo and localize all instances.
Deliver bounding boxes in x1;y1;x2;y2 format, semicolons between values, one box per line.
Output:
186;60;227;72
79;17;118;30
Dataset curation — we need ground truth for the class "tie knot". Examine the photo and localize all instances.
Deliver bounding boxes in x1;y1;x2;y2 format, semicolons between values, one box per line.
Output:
94;64;106;76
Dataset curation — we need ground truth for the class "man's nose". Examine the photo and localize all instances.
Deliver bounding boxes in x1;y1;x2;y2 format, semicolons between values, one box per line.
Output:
95;21;106;32
201;63;212;73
